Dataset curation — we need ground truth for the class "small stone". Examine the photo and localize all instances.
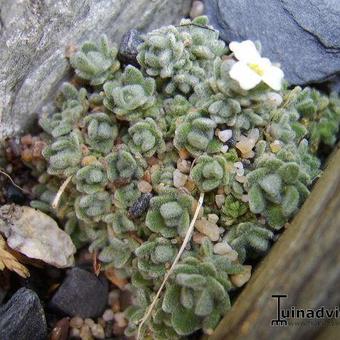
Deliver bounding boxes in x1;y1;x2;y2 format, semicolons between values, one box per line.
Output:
235;175;246;183
0;205;76;268
137;180;153;193
221;145;229;153
215;194;225;208
218;129;233;143
267;92;283;107
190;0;204;18
79;324;93;340
177;159;191;173
118;29;143;66
192;232;209;244
70;328;80;338
81;155;97;166
90;324;105;339
0;288;47;340
270;140;282;153
195;217;220;241
213;242;238;261
236;136;256;155
113;312;127;328
241;194;249;202
49;268;108;318
208;213;219;224
102;309;114;322
234;161;244;176
84;318;95;327
70;316;84;329
230;265;252;287
173;169;188;188
128;193;153;218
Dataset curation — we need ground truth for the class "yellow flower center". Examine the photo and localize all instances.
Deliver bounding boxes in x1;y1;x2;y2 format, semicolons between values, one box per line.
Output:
249;63;264;76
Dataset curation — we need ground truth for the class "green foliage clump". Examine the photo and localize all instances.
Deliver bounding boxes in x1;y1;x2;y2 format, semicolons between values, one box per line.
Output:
134;237;178;279
191;155;229;191
225;222;274;263
296;88;340;151
146;189;193;238
126;118;166;157
42;130;83;176
75;161;107;194
70;35;120;85
246;141;320;229
106;147;145;182
160;239;245;335
174;111;221;156
28;15;339;339
83;112;118;154
103;65;157;121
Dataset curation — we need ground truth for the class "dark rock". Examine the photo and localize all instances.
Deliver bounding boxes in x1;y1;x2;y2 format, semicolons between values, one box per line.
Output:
49;267;108;318
204;0;340;85
0;0;191;140
118;29;143;67
129;193;153;218
0;288;47;340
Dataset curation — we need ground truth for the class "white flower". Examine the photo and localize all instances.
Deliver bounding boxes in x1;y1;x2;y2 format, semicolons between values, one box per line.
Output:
229;40;284;91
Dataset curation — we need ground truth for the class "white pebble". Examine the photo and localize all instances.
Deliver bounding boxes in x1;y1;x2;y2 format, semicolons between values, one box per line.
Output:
195;217;220;241
213;242;233;254
207;214;219;224
84;318;95;327
173;169;188;188
221;145;229;153
177;159;191;173
234;161;244;176
190;0;204;18
70;316;84;329
215;194;225;208
137;180;152;193
90;324;105;339
218;129;233;143
102;309;114;322
230;265;252;287
113;312;127;328
267;92;283;107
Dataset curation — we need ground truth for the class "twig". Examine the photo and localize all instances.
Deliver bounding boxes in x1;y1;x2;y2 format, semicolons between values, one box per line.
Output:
0;169;28;193
52;176;73;209
136;192;205;340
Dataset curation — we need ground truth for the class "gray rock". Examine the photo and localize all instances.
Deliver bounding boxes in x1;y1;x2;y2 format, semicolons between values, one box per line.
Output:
204;0;340;86
0;205;76;268
49;267;108;318
0;0;191;140
0;288;47;340
118;29;143;67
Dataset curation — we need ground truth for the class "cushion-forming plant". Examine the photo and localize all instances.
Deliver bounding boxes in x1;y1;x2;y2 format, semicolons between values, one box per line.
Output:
21;15;340;339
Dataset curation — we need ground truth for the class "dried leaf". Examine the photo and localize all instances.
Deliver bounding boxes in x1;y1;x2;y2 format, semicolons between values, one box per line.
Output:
105;268;128;289
0;235;30;278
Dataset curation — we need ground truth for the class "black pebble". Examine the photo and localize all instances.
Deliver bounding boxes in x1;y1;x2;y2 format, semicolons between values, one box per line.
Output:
118;29;143;67
129;193;153;219
0;288;47;340
49;267;108;318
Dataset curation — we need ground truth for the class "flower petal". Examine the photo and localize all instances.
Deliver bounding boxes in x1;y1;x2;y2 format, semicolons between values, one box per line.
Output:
229;40;261;63
229;61;262;90
262;65;284;91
